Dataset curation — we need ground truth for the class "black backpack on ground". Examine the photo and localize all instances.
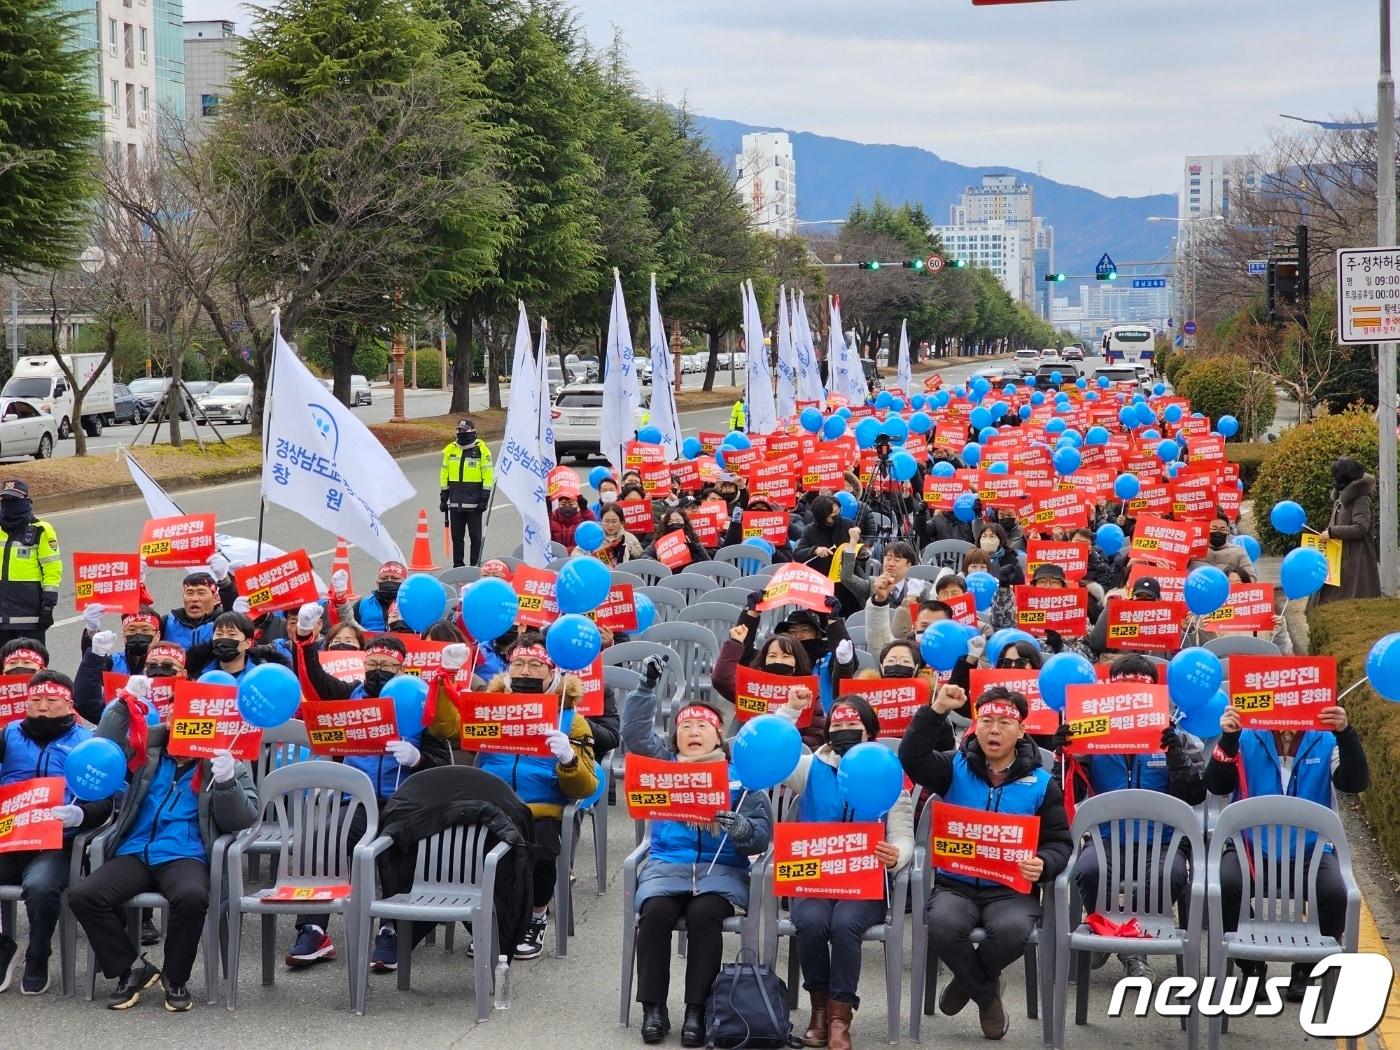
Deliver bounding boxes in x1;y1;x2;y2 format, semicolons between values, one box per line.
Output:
704;947;799;1049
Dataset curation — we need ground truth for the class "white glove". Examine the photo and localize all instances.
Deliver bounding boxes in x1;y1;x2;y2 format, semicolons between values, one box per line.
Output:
51;804;84;828
835;639;854;663
125;674;152;701
386;739;421;768
331;570;349;594
209;553;231;582
545;729;575;765
91;630;118;658
82;603;106;633
441;643;469;672
232;596;250;614
966;635;987;662
209;750;236;784
296;602;324;634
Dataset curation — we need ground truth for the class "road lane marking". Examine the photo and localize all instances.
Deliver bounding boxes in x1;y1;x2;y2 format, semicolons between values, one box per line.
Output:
216;516;255;526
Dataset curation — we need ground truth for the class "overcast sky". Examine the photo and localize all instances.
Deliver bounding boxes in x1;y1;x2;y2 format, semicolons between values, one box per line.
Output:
190;0;1381;197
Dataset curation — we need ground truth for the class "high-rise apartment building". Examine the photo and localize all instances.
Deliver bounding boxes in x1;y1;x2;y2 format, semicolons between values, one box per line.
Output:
183;19;238;139
735;132;797;234
1033;217;1054;321
939;174;1045;309
930;222;1025;303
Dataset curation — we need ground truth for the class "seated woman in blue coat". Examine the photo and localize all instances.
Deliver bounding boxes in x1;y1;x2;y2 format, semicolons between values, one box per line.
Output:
623;656;772;1049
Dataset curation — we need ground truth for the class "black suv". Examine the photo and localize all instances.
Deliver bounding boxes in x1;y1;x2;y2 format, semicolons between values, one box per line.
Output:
1033;361;1081;389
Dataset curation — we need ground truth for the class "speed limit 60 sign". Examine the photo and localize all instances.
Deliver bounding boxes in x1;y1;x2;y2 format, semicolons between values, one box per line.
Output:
926;255;944;273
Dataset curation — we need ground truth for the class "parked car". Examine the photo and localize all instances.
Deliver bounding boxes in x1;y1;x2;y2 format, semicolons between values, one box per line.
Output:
550;383;646;462
111;383;139;425
128;377;191;421
1061;345;1085;362
564;354;599;383
349;374;372;406
184;381;216;400
1090;364;1149;392
1034;361;1081;389
0;399;57;460
1012;348;1041;376
197;378;255;424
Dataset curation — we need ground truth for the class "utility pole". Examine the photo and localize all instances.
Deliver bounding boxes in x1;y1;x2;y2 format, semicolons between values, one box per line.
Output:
1380;0;1398;595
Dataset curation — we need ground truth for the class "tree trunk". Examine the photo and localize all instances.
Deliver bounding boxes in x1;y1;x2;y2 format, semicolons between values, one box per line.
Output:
448;300;474;414
485;317;501;410
167;340;184;448
328;317;356;407
703;324;720;392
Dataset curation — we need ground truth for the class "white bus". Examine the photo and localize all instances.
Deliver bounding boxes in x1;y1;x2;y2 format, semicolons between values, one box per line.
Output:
1101;325;1155;364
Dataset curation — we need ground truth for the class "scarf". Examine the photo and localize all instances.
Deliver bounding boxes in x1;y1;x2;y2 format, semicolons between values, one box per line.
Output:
119;690;150;772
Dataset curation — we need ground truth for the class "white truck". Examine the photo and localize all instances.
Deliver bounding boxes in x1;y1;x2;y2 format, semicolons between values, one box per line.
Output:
1;353;116;438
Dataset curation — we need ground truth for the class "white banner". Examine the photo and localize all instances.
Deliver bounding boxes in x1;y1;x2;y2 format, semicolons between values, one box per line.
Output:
896;318;912;394
794;292;824;403
744;280;777;434
775;285;797;421
497;301;555;568
647;273;682;461
600;269;641;471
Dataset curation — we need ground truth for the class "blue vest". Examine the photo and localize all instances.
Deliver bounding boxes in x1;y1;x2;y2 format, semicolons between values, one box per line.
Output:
343;683;417;799
353;595;389;632
110;651;132;675
162;612;215;649
1083;753;1172;843
939;751;1050;887
649;786;748;871
797;759;849;823
1235;730;1336;855
1;721;91;809
476;752;566;808
115;756;207;866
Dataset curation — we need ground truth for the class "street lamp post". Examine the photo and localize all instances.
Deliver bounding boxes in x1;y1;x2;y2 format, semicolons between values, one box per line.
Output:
390;291;407;423
670;321;684;396
1379;0;1398;595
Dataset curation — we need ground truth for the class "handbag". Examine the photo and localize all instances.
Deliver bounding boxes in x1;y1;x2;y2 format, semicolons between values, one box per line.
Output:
704;947;799;1049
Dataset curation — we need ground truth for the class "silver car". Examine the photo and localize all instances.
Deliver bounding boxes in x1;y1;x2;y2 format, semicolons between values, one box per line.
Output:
550;384;647;462
197;379;254;424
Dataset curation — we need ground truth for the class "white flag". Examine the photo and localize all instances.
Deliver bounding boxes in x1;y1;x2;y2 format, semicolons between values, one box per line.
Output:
774;285;797;421
600;269;641;471
828;297;850;403
896;318;912;395
647;273;682;461
497;302;555;568
535;316;557;469
743;280;777;434
794;292;824;403
846;331;870;404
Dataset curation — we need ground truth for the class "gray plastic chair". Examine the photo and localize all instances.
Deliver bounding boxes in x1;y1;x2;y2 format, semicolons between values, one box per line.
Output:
903;564;945;585
6;824;101;998
639;622;722;704
439;565;481;586
225;762;380;1013
244;720;313;883
556;752;611;958
1206;796;1362;1050
623;558;674;586
854;648;877;673
603;641;684;723
510;542;566;561
707;586;752;607
735;568;778;590
846;625;869;651
637;585;686;625
610;568;647;589
687;560;742;584
356;821;508;1019
714;543;773;575
664;571;720;607
1052;790;1206;1050
1201;635;1282;658
678;601;748;650
845;607;868;629
546;556;572;571
922;539;974;571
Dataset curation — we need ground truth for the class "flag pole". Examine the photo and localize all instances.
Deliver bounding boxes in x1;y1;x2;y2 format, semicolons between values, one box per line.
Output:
256;309;280;563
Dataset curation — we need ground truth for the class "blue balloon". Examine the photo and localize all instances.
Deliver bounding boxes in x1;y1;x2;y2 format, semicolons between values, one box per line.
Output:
967;571;999;611
822;415;847;440
1050;370;1063;386
931;459;956;478
461;577;519;641
1030;391;1046;406
1076;377;1088;390
970;406;993;431
588;466;612;491
1095;522;1126;556
1231;534;1261;562
237;663;301;729
382;674;429;736
854;417;881;450
961;442;981;467
987;629;1040;668
634;593;656;633
545;613;602;670
1156;438;1180;463
1367;632;1400;701
875;391;894;410
1060;429;1083;448
837;742;904;821
396;573;448;633
909;411;933;435
1113;473;1140;501
1133;393;1147;404
1153;383;1166;396
954;492;978;522
1118;406;1139;429
884;416;909;444
1180;690;1229;737
1053;446;1081;476
1165;461;1182;480
1280;547;1329;599
64;737;127;800
1184;565;1230;615
556;555;612;614
920;619;970;673
1163;404;1183;424
636;425;663;445
1270;501;1307;535
720;430;747;449
731;714;802;791
681;436;702;459
971;376;991;396
891;397;906;412
1038;652;1096;712
1045;418;1066;436
978;426;998;444
1167;647;1223;710
800;407;824;433
1098;375;1111;389
837;407;853;419
911;394;927;410
1141;429;1161;441
890;451;918;482
198;670;237;687
1018;404;1032;420
1217;415;1239;438
987;460;1008;475
1135;403;1156;426
573;520;605;553
835;490;859;519
744;537;775;555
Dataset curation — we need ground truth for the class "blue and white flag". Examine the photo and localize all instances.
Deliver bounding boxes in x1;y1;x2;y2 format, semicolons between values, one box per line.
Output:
828;296;850;403
744;280;777;434
774;285;797;421
896;318;912;395
647;273;682;461
846;330;869;405
600;269;641;471
262;320;407;565
497;301;555;568
794;292;824;403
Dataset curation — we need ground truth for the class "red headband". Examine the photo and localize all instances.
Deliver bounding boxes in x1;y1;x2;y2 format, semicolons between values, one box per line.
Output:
676;705;722;729
510;644;553;667
4;647;46;670
977;700;1024;723
829;704;862;724
146;643;186;667
122;612;160;630
364;640;404;661
1112;672;1157;685
28;680;72;704
378;562;408;581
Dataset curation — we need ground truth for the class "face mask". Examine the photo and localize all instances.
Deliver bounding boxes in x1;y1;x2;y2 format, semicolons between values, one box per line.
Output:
0;498;31;526
980;538;1000;553
327;642;359;651
827;729;864;756
124;635;153;660
999;517;1016;530
510;675;546;694
211;639;243;662
762;661;796;676
1209;532;1228;549
600;491;618;503
363;668;395;697
22;714;74;743
881;664;916;679
557;505;578;520
801;638;826;664
376;583;401;607
457;430;476;446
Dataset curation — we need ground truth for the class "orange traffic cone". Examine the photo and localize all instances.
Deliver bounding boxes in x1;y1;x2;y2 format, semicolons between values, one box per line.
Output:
408;508;439;572
331;537;358;601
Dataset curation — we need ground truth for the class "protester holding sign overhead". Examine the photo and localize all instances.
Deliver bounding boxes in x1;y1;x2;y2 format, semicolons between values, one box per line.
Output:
899;683;1071;1040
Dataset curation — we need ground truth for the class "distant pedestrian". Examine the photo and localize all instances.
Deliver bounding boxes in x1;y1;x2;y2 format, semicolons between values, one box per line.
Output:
1311;456;1381;604
0;481;60;645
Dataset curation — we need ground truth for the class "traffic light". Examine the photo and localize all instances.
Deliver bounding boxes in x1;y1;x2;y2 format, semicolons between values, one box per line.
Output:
949;259;967;269
858;260;881;271
902;259;925;271
1044;272;1066;282
1096;269;1117;281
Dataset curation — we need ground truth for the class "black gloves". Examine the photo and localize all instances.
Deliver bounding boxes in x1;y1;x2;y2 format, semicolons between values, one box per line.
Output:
745;590;763;611
439;490;449;513
825;594;841;614
1051;722;1074;753
715;810;756;845
1161;725;1189;770
997;563;1019;586
642;655;665;688
1044;629;1065;654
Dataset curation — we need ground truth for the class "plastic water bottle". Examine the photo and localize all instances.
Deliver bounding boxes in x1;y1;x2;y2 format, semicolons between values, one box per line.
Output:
493;955;511;1011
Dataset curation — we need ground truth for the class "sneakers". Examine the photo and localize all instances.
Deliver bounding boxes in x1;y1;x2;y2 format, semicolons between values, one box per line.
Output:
0;936;16;993
20;957;49;996
513;914;547;960
285;925;336;968
140;916;160;946
162;979;192;1012
1121;954;1154;982
370;926;398;974
107;955;161;1010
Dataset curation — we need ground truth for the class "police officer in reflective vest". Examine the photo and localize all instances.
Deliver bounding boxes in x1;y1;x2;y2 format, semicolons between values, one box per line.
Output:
0;481;61;645
440;419;494;567
728;400;746;432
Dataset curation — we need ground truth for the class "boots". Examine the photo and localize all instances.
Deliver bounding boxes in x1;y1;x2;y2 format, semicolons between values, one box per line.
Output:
827;1000;854;1050
803;990;830;1047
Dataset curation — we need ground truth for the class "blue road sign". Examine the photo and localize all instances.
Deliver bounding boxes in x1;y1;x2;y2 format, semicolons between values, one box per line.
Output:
1095;253;1117;277
1247;260;1268;276
1184;321;1197;336
1132;278;1167;289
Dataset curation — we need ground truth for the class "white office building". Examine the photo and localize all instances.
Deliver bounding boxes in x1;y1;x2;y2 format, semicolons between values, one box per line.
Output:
735;132;797;234
943;174;1039;307
931;221;1025;302
1174;154;1260;334
183;19;238;139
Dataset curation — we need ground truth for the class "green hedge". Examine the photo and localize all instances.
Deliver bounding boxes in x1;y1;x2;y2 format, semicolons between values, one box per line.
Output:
1226;443;1269;493
1251;408;1380;555
1163;349;1191;386
413;349;443;388
1307;599;1400;876
1174;353;1276;440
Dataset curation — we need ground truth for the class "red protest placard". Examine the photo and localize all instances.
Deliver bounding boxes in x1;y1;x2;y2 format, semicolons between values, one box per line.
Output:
319;649;366;683
1127;482;1172;517
1169;477;1216;520
263;883;352;902
139;514;216;568
588;584;638;633
102;672;176;721
772;822;887;900
546;464;581;500
0;778;64;855
929;801;1040;893
734;665;818;726
1127;564;1187;604
573;656;605;717
390;635;450;683
624;441;665;471
1129;515;1205;570
617;499;655;535
837;677;931;737
302;698;400;756
72;553;142;614
1228;655;1336;732
1103;597;1186;652
1187;435;1226;465
233;550;320;616
1019;489;1091;533
758;563;835;613
640;461;672;498
748;460;797;509
1025;540;1090;582
455;690;560;756
654;529;694;570
741;511;791;546
922;474;972;511
1064;683;1171;755
943;592;978;627
1013;586;1088;637
623;754;730;825
0;675;31;727
1202;584;1276;634
800;453;846;492
689;503;728;548
720;446;761;475
977;470;1025;509
671;459;703;493
969;668;1059;736
934;421;968;451
165;680;262;761
512;565;560;627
